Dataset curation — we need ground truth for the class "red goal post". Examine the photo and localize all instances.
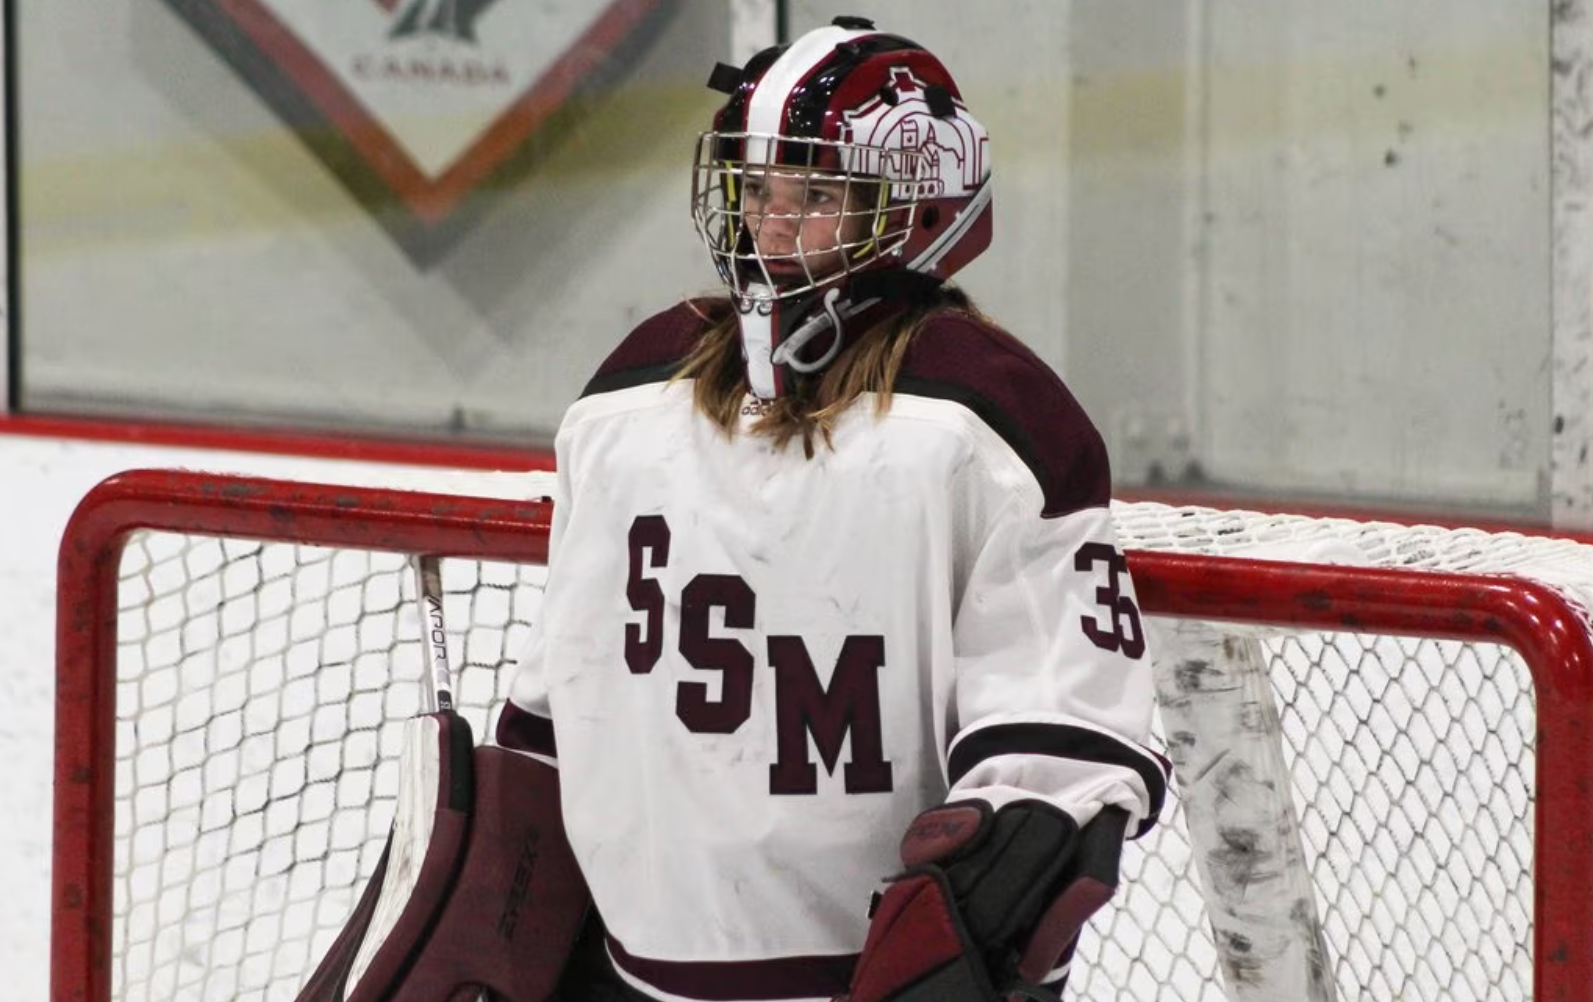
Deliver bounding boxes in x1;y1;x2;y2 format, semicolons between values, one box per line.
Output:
50;469;1593;1002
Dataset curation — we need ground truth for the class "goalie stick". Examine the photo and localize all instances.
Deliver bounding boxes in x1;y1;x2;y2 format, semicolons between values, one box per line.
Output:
294;551;589;1002
413;554;455;712
340;553;462;996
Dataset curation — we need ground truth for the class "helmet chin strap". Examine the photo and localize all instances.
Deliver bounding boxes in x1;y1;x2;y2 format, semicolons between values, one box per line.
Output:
772;288;848;372
737;284;862;399
734;270;944;399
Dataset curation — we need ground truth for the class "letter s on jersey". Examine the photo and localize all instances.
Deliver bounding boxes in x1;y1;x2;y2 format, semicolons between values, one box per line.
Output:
624;515;670;674
624;514;893;795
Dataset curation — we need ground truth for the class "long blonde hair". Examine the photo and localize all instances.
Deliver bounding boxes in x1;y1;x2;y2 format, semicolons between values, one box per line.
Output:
672;286;984;458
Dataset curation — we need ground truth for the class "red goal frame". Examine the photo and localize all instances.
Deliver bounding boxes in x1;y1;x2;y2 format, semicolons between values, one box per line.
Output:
49;469;1593;1002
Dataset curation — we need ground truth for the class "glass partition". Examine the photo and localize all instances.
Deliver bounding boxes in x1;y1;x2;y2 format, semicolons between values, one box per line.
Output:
14;0;1566;521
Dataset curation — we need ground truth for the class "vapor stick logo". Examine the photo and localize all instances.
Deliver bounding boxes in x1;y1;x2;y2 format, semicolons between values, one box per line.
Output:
422;591;453;710
161;0;675;265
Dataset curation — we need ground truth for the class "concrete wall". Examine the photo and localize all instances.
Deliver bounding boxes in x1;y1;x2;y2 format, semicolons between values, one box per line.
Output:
1189;0;1548;511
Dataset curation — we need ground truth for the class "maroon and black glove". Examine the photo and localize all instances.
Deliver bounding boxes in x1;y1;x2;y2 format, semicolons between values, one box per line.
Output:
839;800;1129;1002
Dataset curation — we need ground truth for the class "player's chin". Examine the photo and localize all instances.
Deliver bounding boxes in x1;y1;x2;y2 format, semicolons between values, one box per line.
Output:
761;258;840;286
758;262;811;286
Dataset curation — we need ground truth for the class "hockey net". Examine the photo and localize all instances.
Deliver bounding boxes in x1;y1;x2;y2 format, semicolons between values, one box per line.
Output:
50;469;1593;1002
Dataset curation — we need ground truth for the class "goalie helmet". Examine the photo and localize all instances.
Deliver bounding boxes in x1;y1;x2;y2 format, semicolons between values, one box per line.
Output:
690;17;993;399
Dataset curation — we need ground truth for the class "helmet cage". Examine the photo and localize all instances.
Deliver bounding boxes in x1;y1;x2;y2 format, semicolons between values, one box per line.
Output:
691;131;928;301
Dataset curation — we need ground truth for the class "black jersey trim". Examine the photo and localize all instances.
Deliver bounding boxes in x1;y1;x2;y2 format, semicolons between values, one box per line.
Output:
495;701;558;759
579;301;715;399
580;360;687;398
893;373;1044;487
947;721;1169;838
892;373;1109;519
607;933;856;1001
891;312;1113;518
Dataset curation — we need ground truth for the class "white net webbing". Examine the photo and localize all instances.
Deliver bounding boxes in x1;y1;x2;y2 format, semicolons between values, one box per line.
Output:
82;494;1590;1002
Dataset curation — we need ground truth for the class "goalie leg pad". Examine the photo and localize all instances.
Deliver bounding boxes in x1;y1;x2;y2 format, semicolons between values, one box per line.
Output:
295;711;475;1002
294;846;396;1002
375;745;590;1002
294;715;589;1002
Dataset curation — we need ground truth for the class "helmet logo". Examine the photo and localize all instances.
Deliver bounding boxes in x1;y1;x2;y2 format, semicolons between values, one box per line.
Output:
840;67;989;201
691;32;996;312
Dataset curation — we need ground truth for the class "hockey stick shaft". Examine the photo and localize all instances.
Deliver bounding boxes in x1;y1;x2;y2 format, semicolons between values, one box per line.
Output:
407;554;490;1002
411;554;454;712
316;555;458;999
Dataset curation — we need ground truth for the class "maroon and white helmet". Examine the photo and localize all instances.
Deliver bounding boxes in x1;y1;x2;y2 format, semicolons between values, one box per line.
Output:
690;17;992;305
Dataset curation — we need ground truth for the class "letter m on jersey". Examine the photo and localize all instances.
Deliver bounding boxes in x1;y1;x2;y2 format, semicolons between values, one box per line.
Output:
768;635;894;795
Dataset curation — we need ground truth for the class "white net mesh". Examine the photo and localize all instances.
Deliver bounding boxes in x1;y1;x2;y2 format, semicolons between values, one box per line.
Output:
1074;630;1534;1002
110;533;545;1002
63;487;1589;1002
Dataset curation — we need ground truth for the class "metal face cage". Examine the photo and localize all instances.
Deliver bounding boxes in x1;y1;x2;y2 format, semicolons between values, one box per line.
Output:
690;131;926;300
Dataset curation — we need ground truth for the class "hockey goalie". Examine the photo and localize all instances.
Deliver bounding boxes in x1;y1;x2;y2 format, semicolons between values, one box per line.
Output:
296;14;1168;1002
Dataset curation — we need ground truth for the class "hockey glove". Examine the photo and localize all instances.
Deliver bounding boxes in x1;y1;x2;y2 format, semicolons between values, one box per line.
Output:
839;800;1129;1002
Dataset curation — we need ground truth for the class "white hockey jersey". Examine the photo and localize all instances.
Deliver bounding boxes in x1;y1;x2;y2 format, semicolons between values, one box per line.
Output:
499;302;1169;1002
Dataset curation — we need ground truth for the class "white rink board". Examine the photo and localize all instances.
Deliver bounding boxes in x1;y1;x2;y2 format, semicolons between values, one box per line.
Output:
0;433;550;1002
